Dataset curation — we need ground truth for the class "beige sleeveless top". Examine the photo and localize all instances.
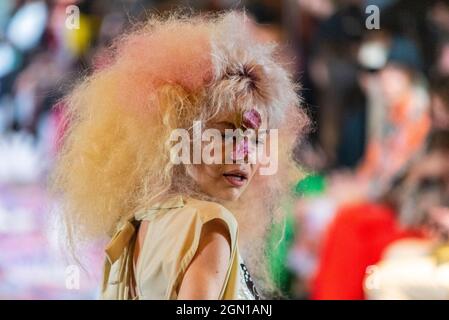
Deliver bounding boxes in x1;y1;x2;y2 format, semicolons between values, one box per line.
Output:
100;195;243;300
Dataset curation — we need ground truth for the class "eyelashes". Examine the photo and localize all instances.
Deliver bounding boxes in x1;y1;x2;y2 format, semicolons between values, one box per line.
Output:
220;132;265;145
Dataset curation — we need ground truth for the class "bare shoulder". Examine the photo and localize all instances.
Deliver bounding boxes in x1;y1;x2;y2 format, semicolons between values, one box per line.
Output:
177;219;232;299
185;198;238;227
199;219;232;257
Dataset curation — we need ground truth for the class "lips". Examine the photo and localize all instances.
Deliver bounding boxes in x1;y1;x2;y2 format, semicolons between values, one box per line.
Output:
223;170;248;187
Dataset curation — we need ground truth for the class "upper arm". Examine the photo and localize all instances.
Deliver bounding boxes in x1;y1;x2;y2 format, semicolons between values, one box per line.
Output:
177;219;232;300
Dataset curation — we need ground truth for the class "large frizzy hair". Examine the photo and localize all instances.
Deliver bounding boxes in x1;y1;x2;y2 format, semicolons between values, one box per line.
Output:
50;11;309;295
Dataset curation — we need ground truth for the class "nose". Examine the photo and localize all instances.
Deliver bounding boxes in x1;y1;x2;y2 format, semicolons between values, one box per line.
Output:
231;138;249;162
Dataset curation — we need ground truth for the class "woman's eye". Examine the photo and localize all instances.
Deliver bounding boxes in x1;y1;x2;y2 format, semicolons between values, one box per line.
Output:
221;133;234;142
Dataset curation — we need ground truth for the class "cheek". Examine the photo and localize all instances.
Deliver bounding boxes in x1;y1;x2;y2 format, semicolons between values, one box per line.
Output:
191;164;222;183
248;162;261;182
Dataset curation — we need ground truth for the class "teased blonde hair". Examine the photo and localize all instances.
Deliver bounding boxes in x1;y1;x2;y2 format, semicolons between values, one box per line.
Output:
51;11;308;295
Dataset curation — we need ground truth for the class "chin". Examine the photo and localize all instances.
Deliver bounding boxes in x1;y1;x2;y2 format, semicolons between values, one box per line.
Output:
217;189;242;202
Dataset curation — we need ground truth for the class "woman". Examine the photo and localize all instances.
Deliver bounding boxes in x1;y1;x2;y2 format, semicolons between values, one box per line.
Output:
51;12;307;300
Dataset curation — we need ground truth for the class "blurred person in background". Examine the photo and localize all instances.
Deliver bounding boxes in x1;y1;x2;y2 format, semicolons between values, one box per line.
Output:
293;35;431;299
364;130;449;299
289;10;433;295
310;131;449;299
305;36;449;300
357;36;430;196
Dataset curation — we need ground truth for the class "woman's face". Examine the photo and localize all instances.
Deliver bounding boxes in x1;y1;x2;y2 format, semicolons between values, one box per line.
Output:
379;64;413;104
185;111;268;201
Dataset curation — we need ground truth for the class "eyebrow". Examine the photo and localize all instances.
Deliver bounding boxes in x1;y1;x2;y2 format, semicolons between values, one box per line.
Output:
212;121;236;129
210;121;269;133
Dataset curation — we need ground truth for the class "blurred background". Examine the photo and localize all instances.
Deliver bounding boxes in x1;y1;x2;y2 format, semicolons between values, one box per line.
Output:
1;0;449;299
